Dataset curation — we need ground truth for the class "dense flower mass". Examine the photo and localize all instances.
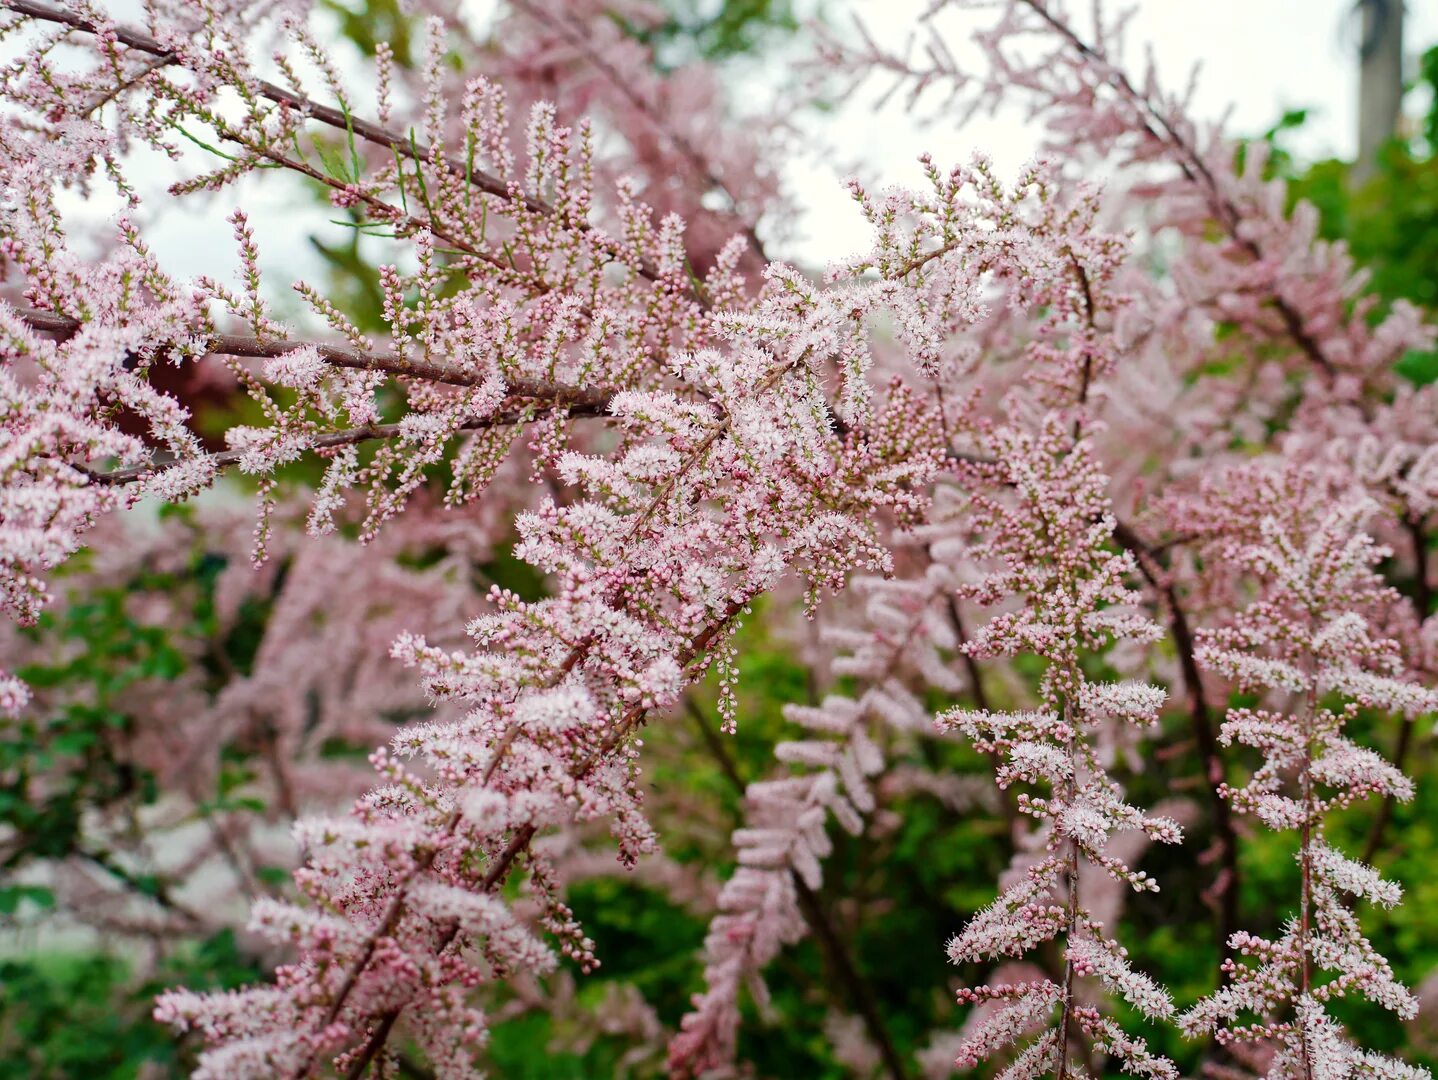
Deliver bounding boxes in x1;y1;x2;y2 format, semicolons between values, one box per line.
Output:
0;0;1434;1078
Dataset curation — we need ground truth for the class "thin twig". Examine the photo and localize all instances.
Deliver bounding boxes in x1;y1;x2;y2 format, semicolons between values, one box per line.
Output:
1361;514;1432;864
941;594;1022;837
1019;0;1336;378
15;304;552;390
1111;519;1241;966
2;0;689;299
81;403;609;486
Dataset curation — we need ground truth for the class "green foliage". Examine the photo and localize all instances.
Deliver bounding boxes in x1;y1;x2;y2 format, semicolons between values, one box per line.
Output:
317;0;414;63
624;0;803;67
0;932;260;1079
3;573;189;876
1253;45;1438;385
567;879;707;1026
0;517;281;932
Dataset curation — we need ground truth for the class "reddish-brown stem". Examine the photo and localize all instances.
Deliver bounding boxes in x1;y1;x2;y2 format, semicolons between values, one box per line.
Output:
16;305;555;390
1111;520;1241;965
81;405;608;485
1069;255;1097;425
1054;686;1082;1080
1296;680;1319;1080
2;0;688;298
79;846;207;928
618;354;797;544
15;304;615;484
943;594;1022;838
1361;514;1432;864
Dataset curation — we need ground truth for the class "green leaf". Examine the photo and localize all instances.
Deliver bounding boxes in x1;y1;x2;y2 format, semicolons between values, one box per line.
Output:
1396;348;1438;386
0;884;55;915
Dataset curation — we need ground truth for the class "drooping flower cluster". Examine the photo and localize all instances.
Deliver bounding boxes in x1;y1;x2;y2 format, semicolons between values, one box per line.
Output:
669;567;967;1076
1178;497;1436;1079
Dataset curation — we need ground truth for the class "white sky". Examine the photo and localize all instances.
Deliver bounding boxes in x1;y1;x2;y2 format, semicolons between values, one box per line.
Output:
69;1;1438;301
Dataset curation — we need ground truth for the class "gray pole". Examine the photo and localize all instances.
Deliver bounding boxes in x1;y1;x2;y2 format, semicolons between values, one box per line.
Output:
1355;0;1405;183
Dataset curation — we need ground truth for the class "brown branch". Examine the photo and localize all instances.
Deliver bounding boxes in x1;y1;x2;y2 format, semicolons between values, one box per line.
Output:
892;237;964;280
1111;519;1240;967
791;876;908;1080
80;402;610;486
941;594;1022;838
79;846;207;928
683;695;746;792
16;305;515;389
618;353;797;544
15;303;617;485
2;0;689;299
227;135;544;293
1069;256;1096;417
1361;513;1432;864
79;52;171;118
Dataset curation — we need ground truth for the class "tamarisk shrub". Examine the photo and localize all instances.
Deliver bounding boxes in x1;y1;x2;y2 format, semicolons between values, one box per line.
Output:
0;0;1434;1077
